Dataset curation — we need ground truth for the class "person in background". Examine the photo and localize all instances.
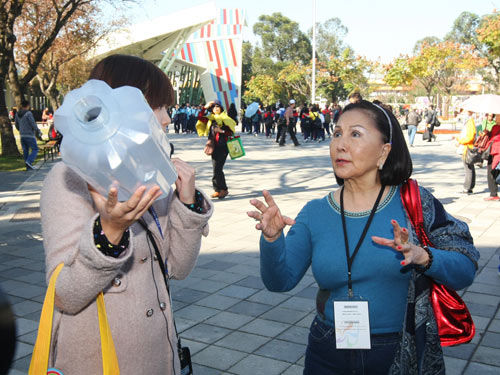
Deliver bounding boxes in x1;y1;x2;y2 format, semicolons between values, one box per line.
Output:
40;54;213;375
8;107;17;122
197;100;236;199
480;113;496;134
483;121;500;201
275;103;286;143
15;100;41;170
42;107;50;126
248;99;478;375
227;102;238;124
348;92;362;104
322;104;332;137
300;104;311;142
455;110;476;194
425;104;438;142
405;106;422;147
279;99;300;147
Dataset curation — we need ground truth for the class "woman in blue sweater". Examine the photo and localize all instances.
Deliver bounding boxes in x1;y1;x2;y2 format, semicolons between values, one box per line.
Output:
248;100;479;374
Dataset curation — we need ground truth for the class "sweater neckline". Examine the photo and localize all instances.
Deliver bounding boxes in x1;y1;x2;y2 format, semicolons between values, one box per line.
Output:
327;185;397;218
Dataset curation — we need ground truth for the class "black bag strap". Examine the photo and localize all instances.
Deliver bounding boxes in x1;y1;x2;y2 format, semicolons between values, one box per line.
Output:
138;219;183;351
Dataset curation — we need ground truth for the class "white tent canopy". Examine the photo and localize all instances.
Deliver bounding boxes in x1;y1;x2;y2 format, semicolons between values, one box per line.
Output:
92;2;216;63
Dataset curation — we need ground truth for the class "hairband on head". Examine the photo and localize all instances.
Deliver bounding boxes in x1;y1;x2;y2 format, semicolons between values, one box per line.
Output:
372;103;393;145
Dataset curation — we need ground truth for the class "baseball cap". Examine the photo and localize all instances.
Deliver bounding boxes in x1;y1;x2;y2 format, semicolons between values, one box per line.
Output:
213;100;222;106
289;99;296;104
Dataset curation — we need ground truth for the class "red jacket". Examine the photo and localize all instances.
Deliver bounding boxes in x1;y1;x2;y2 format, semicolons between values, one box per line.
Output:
487;125;500;169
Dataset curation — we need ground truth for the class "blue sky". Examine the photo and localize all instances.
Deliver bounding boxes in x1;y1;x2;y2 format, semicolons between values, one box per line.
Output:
131;0;498;62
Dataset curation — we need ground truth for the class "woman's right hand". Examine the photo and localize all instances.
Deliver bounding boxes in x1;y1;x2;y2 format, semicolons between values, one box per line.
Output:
247;190;295;242
88;185;162;244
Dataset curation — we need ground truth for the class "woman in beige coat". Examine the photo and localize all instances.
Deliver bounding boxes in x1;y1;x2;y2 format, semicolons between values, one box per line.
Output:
40;55;213;374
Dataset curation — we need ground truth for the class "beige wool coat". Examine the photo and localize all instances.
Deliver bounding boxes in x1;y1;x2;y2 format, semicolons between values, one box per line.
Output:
40;162;213;375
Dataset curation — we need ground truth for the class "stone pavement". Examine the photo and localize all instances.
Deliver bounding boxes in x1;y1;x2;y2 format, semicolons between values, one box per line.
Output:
1;130;499;375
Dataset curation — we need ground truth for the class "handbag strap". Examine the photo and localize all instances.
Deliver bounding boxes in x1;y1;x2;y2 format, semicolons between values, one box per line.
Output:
29;263;63;374
29;263;119;375
400;178;434;247
138;220;183;352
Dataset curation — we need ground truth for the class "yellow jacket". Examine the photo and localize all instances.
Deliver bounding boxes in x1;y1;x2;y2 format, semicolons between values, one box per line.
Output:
196;111;236;137
457;118;476;156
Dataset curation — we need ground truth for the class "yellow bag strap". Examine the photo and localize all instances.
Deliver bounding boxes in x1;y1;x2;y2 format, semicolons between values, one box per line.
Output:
29;263;63;375
29;263;120;374
97;291;120;374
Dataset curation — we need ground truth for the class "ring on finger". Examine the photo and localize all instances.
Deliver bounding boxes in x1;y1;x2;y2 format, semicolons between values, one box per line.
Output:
401;238;408;245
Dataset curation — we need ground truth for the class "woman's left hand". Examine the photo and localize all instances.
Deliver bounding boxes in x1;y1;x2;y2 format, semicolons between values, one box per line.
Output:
172;158;196;204
371;219;430;267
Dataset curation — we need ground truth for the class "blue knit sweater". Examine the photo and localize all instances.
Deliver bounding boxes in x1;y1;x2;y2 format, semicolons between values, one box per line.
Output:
260;186;476;334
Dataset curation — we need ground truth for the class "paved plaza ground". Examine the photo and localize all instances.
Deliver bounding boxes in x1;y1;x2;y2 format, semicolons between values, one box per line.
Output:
1;129;499;375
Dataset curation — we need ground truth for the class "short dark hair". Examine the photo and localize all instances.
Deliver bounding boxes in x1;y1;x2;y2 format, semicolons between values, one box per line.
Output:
348;92;362;101
335;100;412;186
21;100;30;108
89;54;174;109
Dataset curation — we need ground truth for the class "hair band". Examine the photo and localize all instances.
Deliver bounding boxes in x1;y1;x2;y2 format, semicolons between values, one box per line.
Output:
372;103;393;144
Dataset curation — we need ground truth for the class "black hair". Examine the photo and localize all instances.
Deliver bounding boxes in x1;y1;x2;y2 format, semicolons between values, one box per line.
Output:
334;100;412;186
89;54;174;109
348;92;362;101
21;100;30;108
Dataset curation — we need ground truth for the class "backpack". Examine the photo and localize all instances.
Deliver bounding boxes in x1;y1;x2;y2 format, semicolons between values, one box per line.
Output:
323;111;331;124
312;112;322;129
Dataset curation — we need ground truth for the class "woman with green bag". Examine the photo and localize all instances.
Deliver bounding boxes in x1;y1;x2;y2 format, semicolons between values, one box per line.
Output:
197;100;236;199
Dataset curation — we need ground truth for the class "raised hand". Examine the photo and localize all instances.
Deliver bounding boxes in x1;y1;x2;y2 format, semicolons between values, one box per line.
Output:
247;190;296;242
371;219;430;267
89;184;162;244
172;158;196;204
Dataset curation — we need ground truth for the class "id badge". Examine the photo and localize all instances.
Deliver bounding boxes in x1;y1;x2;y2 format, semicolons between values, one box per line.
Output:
333;299;371;349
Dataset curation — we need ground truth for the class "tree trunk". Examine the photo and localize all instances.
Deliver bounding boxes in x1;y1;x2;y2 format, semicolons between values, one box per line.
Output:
0;80;21;157
47;92;59;111
8;60;25;106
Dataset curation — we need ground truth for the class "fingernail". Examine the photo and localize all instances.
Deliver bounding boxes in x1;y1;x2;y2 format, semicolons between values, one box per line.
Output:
391;220;396;224
401;260;406;266
397;245;402;250
402;228;407;233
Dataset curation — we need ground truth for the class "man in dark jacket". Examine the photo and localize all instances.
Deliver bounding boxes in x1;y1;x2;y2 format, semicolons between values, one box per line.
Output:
425;104;438;142
405;107;422;146
15;100;41;170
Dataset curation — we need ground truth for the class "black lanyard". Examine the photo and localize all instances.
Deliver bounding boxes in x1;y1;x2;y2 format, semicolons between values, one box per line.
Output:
340;185;385;298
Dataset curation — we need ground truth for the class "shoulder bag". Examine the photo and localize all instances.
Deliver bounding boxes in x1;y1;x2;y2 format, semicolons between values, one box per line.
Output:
29;263;120;374
401;179;475;347
139;221;193;375
465;147;482;165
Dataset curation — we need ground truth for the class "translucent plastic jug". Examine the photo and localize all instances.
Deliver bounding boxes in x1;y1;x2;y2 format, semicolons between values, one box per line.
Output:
55;79;177;201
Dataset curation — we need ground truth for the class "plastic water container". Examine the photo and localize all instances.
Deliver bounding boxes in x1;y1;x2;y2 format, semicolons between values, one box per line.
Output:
55;79;177;201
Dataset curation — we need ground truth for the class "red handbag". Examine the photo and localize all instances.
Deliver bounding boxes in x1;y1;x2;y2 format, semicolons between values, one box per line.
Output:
401;179;475;347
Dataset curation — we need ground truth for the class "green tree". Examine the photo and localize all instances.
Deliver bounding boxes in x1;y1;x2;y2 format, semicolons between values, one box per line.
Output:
413;36;440;53
445;11;481;46
253;13;311;64
0;0;128;156
241;41;253;96
243;74;282;106
311;17;347;61
477;12;500;91
385;41;485;103
445;11;500;91
316;48;372;102
277;63;311;103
